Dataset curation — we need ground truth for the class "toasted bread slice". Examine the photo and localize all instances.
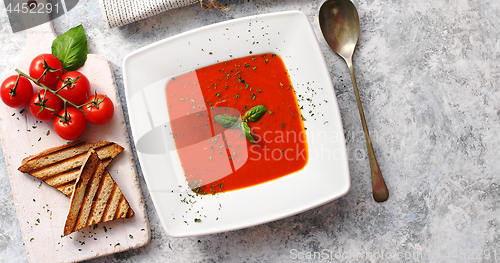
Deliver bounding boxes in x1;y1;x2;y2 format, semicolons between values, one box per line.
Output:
64;149;134;236
18;140;124;196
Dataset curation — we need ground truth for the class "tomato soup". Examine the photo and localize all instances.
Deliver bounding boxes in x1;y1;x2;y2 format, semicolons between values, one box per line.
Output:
165;53;308;194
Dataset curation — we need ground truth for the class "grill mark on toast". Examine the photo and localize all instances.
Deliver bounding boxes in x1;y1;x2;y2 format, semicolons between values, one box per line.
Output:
19;141;109;172
119;196;132;218
64;150;100;236
18;141;86;172
74;165;97;232
107;185;122;222
102;182;119;222
32;155;85;180
89;173;114;225
75;161;105;231
28;143;120;175
42;158;113;187
87;173;106;225
45;169;79;187
115;195;126;219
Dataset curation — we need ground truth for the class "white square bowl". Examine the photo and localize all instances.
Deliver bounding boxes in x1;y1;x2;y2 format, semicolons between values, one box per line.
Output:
123;11;350;237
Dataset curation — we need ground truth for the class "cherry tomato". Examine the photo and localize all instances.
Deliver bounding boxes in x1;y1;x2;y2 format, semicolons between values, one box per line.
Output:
29;90;63;121
0;75;33;108
29;54;63;87
82;94;114;125
53;107;87;140
56;71;91;106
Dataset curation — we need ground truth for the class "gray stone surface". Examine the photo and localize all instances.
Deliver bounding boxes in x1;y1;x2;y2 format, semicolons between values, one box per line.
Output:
1;0;500;262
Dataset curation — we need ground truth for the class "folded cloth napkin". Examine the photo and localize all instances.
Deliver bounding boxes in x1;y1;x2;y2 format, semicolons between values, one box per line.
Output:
99;0;229;28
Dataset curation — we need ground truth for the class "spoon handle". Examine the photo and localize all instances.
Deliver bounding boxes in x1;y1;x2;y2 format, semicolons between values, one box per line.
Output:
346;60;389;202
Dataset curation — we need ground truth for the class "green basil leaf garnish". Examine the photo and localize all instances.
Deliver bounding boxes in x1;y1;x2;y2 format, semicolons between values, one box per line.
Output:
241;122;257;145
51;25;88;71
243;105;267;122
214;114;240;129
214;104;267;144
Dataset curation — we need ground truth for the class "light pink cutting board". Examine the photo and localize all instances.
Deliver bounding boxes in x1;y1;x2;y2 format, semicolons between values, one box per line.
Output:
0;13;150;263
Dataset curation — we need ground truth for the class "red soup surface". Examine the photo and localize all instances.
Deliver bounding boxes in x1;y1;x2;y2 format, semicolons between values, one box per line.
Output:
165;53;308;194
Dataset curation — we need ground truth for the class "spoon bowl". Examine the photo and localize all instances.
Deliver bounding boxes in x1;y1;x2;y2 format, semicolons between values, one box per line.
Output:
319;0;389;202
319;0;359;62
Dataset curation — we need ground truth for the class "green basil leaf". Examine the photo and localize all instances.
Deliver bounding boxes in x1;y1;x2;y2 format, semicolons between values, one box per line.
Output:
214;114;240;129
243;105;267;122
51;25;88;71
241;122;257;145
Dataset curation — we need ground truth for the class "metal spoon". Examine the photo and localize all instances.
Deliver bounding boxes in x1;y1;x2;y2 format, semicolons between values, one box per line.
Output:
319;0;389;202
